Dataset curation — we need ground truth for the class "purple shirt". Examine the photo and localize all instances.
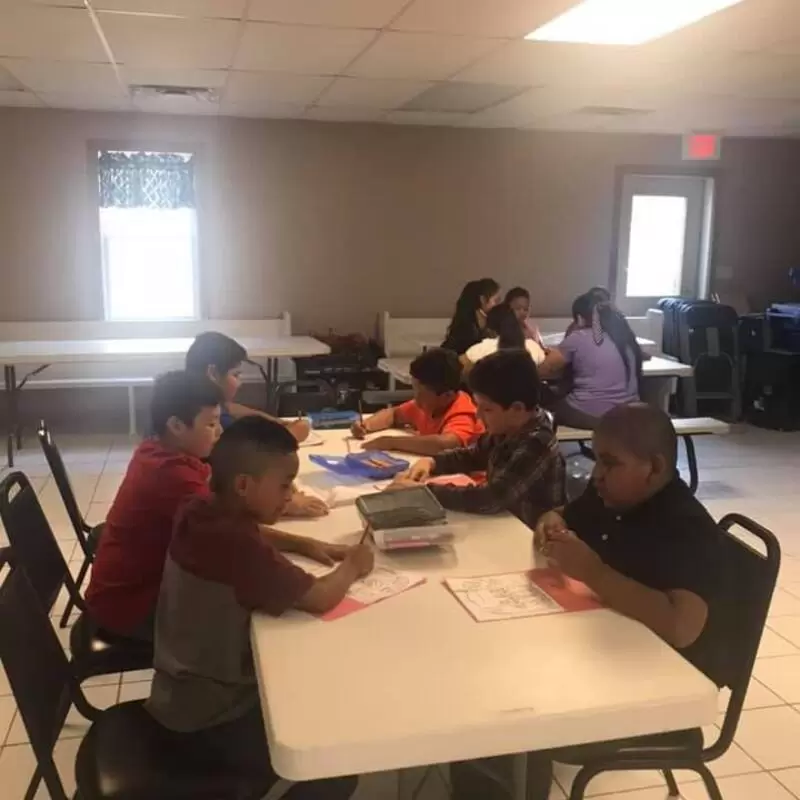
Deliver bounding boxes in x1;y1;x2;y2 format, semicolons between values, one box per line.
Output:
559;328;639;417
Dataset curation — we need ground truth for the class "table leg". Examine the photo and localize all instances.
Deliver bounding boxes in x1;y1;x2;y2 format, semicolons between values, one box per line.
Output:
4;365;17;468
127;385;137;437
511;753;528;800
397;768;417;800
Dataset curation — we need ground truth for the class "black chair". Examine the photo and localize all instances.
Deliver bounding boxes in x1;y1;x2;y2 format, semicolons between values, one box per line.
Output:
0;472;152;689
272;379;337;417
38;420;106;628
562;513;780;800
0;558;268;800
360;389;414;411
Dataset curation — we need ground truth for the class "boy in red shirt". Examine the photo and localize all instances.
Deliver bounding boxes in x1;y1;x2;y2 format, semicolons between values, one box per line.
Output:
86;371;223;640
351;348;483;456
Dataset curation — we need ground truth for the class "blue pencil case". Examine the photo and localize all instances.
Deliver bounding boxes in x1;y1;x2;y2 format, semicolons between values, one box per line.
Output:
309;451;409;480
307;410;360;430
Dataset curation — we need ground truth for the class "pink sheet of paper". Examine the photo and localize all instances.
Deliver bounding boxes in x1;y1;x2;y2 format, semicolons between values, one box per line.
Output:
426;474;477;488
319;574;427;621
528;568;603;612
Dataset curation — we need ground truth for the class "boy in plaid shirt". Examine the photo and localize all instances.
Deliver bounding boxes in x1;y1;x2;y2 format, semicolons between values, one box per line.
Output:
394;349;565;530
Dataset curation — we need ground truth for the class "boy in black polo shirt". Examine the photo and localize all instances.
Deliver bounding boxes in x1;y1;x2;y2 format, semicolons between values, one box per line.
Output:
450;403;724;800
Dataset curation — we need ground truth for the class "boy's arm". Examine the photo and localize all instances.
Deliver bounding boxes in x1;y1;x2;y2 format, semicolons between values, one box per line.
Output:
431;436;490;476
295;546;374;614
364;432;463;457
226;401;310;442
429;437;554;515
544;530;709;649
353;407;396;437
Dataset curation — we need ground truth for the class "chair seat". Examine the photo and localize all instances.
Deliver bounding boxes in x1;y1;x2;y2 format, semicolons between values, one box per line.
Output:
76;701;250;799
70;614;153;681
87;523;104;555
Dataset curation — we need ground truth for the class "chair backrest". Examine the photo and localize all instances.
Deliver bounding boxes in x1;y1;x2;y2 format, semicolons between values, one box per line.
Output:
708;512;780;759
273;379;336;417
0;560;75;800
37;421;89;549
0;472;83;615
361;389;415;411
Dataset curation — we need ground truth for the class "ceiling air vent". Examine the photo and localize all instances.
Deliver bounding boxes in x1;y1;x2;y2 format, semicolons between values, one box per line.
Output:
130;85;219;102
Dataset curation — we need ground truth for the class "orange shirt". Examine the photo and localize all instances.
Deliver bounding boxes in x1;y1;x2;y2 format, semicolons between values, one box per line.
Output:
394;391;484;446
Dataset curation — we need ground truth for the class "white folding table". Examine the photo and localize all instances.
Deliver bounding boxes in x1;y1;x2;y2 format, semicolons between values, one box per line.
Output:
250;431;718;795
417;334;659;356
0;335;329;467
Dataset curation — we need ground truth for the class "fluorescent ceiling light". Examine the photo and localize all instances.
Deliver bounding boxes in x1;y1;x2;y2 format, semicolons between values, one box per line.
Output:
526;0;745;46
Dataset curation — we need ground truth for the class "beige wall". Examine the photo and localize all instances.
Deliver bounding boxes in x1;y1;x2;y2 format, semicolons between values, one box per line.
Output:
1;107;799;338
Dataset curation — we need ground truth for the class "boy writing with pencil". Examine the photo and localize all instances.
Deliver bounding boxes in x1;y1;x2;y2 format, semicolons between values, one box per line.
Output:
147;416;372;799
392;349;564;530
351;348;483;456
450;403;725;799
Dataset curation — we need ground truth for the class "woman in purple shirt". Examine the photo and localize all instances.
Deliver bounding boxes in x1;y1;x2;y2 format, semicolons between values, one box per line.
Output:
539;292;644;430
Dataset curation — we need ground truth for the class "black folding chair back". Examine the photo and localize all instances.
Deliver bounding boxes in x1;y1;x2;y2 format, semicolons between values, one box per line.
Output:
0;559;98;800
0;471;82;615
360;389;414;411
565;512;780;800
272;379;336;417
0;471;153;687
37;421;104;626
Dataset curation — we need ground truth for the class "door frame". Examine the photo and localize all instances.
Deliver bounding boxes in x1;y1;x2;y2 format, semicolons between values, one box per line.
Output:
608;164;722;311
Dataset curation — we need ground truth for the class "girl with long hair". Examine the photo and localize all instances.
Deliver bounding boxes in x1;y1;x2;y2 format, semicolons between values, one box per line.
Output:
463;303;545;372
441;278;501;355
505;286;546;348
539;291;643;429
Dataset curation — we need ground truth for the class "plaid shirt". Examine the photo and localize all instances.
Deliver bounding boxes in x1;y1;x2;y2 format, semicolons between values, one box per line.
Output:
428;409;565;530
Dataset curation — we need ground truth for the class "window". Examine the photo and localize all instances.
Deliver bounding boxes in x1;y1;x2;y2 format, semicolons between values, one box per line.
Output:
613;173;714;315
97;150;199;321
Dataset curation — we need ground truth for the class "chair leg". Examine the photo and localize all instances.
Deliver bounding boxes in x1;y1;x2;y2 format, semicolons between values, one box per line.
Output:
695;764;723;800
663;769;680;797
683;435;699;494
59;557;90;628
568;766;601;800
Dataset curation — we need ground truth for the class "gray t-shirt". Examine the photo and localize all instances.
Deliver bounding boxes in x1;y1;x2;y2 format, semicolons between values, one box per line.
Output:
559;328;638;417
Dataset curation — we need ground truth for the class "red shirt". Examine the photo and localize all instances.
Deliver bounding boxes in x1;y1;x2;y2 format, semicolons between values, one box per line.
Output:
394;391;484;446
86;439;211;635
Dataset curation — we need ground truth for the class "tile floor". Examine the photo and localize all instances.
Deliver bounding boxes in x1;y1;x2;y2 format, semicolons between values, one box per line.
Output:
1;426;800;799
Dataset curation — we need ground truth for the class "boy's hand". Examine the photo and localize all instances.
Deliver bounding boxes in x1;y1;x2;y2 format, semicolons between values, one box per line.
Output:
287;418;312;443
302;540;352;566
385;477;419;492
346;543;374;578
351;421;368;439
543;528;603;584
404;457;435;483
534;509;568;551
283;492;329;518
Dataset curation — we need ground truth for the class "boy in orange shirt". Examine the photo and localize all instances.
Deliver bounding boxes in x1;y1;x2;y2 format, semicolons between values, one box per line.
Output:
351;348;483;456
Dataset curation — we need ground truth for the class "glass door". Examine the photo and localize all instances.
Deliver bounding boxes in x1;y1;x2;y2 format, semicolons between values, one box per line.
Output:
614;174;713;315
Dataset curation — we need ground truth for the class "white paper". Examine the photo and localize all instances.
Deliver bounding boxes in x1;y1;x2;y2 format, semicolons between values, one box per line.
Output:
297;471;387;507
298;431;324;448
297;560;425;606
445;572;562;622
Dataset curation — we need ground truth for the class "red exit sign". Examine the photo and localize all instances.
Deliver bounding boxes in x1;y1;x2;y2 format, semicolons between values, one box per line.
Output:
682;132;722;161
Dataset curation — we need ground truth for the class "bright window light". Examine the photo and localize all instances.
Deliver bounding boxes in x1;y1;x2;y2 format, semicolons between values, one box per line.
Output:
526;0;744;46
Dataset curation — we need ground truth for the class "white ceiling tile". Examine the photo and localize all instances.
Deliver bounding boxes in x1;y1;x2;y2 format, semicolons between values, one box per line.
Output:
248;0;409;28
0;90;43;108
28;0;85;7
384;109;470;126
132;93;219;114
93;0;247;17
699;53;800;100
318;76;430;109
122;67;228;90
305;105;387;122
98;13;240;69
39;92;135;111
465;85;589;127
391;0;570;38
235;22;375;74
1;59;123;95
347;30;501;80
0;6;108;62
219;101;306;119
224;71;330;106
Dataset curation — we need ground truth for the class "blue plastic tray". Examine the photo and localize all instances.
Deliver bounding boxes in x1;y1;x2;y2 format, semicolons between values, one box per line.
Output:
307;410;360;430
309;451;409;480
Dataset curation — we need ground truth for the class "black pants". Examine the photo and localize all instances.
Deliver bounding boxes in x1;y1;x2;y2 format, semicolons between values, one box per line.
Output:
550;398;602;432
180;706;358;800
450;729;701;800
